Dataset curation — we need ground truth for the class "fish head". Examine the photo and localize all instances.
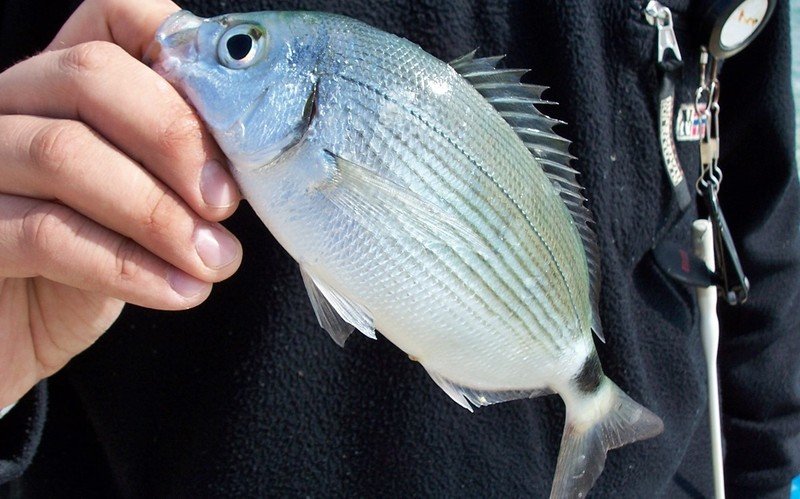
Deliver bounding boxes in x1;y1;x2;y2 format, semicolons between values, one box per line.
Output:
151;10;324;169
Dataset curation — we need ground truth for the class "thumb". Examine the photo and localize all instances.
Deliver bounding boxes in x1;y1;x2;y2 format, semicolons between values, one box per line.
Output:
46;0;179;59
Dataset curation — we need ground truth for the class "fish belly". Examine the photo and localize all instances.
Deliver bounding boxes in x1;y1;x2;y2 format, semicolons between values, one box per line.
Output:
309;208;592;392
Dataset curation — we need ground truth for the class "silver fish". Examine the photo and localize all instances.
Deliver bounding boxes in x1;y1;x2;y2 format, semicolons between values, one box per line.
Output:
152;11;663;498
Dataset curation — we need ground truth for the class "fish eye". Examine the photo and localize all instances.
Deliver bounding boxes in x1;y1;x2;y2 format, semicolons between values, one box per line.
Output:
218;24;266;69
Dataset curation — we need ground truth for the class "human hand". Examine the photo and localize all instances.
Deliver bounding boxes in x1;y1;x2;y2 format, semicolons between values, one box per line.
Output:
0;0;242;407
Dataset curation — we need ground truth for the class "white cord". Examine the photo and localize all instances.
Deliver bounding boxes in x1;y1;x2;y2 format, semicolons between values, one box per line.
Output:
693;219;725;499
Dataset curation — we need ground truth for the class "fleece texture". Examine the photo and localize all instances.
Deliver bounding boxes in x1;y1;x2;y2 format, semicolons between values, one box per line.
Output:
1;0;798;497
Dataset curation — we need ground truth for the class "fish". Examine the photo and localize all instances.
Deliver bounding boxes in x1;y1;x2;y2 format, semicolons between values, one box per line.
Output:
151;10;664;498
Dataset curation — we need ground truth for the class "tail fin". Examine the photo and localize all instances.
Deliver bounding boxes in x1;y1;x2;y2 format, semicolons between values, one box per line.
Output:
549;379;664;499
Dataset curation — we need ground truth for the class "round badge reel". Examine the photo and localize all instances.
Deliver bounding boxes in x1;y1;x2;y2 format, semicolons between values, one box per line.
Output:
696;0;776;60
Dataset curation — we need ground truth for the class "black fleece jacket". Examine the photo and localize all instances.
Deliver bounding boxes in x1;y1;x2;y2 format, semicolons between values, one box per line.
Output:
0;0;798;497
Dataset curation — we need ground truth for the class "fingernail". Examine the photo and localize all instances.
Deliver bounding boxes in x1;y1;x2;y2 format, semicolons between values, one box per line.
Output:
168;270;208;298
200;159;237;208
195;224;239;269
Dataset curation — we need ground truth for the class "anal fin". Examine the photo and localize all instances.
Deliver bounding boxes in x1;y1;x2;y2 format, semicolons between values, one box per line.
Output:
425;367;552;412
299;265;375;346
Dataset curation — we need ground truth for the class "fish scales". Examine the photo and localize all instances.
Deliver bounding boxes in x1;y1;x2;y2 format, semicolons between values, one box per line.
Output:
348;86;568;331
365;132;565;352
311;75;571;352
318;23;588;342
338;23;588;326
339;89;566;353
319;75;574;359
153;10;664;498
301;179;541;372
336;19;589;289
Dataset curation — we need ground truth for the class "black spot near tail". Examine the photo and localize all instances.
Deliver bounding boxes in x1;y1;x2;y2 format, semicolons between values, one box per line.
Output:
573;351;603;394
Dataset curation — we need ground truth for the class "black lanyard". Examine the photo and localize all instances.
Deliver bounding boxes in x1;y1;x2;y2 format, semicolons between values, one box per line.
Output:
651;0;776;305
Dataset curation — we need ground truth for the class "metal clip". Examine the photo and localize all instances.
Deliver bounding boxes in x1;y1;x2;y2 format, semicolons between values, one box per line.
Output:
694;46;749;304
699;182;750;304
696;47;722;196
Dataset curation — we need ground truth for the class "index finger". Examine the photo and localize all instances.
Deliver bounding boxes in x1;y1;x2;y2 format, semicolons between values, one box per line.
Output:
32;0;242;220
46;0;179;59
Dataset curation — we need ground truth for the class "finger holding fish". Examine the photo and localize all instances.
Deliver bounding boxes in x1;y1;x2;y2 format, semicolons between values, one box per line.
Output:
45;0;180;60
0;0;238;410
0;40;241;221
0;193;211;308
0;114;242;283
0;191;212;409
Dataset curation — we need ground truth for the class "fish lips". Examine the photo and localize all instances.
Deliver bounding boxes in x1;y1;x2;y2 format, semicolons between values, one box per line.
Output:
146;10;204;78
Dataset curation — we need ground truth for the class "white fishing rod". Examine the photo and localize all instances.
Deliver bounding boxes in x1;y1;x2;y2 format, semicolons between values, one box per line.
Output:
693;219;725;499
688;2;777;494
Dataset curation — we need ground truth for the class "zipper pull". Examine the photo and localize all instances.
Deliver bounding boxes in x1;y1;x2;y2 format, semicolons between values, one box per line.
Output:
644;1;691;211
645;0;683;70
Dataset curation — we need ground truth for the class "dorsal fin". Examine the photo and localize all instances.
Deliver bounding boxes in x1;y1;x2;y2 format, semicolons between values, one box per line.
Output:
450;51;604;341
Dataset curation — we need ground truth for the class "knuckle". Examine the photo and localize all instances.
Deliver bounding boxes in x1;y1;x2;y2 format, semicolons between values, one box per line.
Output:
28;121;88;177
139;186;180;239
60;41;123;75
21;204;73;259
112;238;142;284
158;109;204;157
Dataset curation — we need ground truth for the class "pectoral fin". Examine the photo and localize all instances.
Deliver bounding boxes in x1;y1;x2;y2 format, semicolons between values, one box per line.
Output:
300;265;375;346
319;151;491;257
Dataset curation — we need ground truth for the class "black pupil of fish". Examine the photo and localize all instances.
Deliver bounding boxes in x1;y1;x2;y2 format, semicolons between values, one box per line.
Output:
226;33;253;60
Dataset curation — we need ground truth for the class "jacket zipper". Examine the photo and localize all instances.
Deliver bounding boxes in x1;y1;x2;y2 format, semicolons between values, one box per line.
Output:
642;0;692;211
643;1;683;67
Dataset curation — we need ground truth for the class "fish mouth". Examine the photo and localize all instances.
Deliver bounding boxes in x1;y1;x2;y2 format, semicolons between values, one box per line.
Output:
146;10;204;72
155;10;203;45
